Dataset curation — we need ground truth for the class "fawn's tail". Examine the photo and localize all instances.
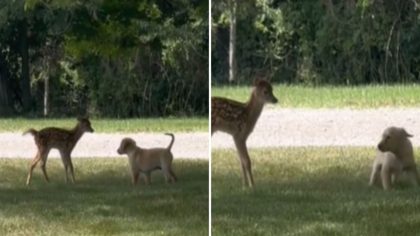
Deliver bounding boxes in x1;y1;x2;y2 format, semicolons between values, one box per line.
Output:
165;133;175;150
23;128;38;136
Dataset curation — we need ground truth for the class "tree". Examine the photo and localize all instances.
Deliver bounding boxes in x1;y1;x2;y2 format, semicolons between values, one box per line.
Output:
212;0;420;85
228;0;237;82
0;0;209;117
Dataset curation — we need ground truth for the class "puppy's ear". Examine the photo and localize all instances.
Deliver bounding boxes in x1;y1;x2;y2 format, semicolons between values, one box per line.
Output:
122;140;127;150
403;129;413;137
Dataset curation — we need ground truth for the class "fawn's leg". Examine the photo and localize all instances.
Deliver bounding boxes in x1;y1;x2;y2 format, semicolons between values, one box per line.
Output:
68;158;76;183
26;151;41;185
27;148;50;185
234;136;254;188
60;150;74;183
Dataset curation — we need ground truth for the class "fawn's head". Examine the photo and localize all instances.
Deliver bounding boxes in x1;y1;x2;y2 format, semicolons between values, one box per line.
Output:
378;126;412;153
252;79;278;104
117;137;136;155
77;117;94;133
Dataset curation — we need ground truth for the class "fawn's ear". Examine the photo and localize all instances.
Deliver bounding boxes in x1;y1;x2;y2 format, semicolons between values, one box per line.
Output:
253;78;262;87
77;114;90;121
77;116;87;122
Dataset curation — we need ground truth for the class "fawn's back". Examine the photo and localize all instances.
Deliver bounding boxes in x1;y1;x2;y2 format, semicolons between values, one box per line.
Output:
211;79;278;136
28;118;94;151
35;128;78;149
211;97;248;135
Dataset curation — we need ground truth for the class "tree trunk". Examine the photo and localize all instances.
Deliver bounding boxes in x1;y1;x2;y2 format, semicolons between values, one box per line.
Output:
43;72;49;117
0;55;13;116
321;0;336;17
0;74;12;116
228;0;237;82
19;19;32;112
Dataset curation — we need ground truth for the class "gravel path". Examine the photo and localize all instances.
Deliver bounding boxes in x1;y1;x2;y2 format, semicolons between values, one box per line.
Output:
0;132;209;159
212;108;420;149
4;108;420;159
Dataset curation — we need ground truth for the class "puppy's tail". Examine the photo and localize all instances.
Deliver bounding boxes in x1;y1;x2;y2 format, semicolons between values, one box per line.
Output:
165;133;175;150
23;128;38;137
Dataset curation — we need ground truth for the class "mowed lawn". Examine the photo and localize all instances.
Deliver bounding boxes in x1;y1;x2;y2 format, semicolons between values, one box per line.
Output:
0;158;208;235
212;84;420;108
212;147;420;236
0;117;207;133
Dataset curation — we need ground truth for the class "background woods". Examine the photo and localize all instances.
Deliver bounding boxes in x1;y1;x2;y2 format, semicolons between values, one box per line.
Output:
0;0;208;117
212;0;420;85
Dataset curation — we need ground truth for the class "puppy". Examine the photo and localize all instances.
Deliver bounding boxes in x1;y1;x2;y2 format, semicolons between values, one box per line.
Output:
369;151;403;190
377;126;419;186
117;133;177;185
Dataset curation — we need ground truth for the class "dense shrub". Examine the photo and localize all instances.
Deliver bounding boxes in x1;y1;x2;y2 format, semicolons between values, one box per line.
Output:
212;0;420;85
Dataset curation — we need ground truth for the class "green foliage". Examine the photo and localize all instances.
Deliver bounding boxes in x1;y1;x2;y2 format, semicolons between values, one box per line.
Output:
0;0;208;117
0;117;207;132
212;84;420;108
212;0;420;85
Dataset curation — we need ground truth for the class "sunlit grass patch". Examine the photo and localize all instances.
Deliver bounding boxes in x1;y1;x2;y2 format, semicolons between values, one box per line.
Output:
212;84;420;108
0;117;208;133
0;158;208;235
212;147;420;236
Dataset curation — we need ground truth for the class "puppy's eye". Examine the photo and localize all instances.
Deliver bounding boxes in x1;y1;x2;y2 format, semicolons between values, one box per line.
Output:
386;136;391;140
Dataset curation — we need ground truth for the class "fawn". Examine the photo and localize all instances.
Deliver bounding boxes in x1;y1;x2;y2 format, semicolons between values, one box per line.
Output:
211;79;278;187
24;117;94;185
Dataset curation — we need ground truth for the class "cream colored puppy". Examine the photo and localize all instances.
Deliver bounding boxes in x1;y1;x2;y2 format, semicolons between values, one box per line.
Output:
369;151;403;190
377;126;419;186
117;133;177;185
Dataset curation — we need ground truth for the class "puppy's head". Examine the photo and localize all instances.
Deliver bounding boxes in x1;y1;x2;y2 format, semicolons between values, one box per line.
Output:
117;138;137;155
377;126;413;152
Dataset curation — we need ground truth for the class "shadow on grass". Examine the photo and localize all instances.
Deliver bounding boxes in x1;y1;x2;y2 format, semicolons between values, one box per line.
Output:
212;147;420;236
0;158;208;235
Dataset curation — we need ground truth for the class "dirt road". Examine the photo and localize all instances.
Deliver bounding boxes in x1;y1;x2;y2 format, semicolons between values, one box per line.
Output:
212;108;420;149
4;108;420;159
0;132;209;159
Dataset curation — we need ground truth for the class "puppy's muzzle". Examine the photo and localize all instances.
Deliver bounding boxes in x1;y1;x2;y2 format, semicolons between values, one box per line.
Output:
271;96;278;104
377;143;384;152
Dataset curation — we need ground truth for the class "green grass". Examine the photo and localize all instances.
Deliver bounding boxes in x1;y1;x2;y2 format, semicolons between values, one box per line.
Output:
212;84;420;108
0;158;208;235
212;147;420;236
0;117;208;133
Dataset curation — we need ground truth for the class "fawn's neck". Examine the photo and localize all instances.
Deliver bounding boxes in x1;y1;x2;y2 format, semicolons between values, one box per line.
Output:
245;91;265;130
70;124;85;144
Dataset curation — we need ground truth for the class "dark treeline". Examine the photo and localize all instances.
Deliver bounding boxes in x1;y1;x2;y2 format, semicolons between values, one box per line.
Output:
212;0;420;85
0;0;208;117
